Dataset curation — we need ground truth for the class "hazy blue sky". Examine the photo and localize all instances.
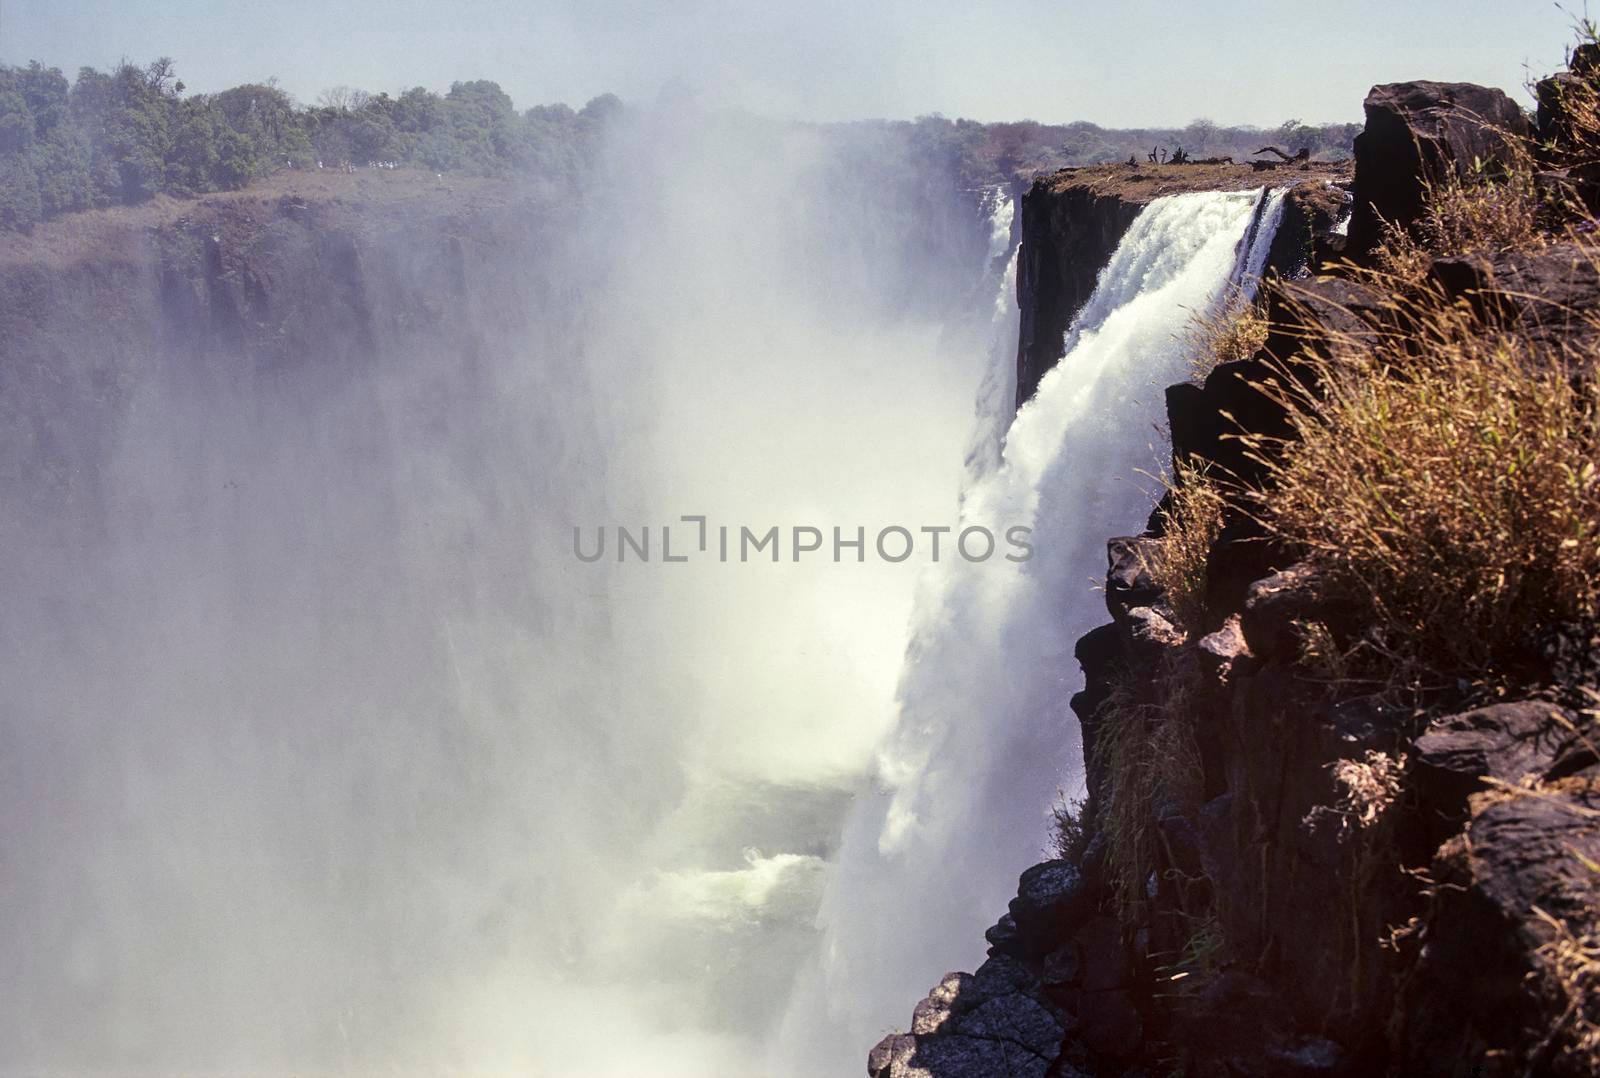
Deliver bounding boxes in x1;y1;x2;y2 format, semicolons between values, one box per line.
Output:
0;0;1572;126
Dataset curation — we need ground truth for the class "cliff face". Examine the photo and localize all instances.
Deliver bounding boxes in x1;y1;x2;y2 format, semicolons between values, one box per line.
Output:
875;79;1600;1078
0;172;584;513
1013;163;1351;408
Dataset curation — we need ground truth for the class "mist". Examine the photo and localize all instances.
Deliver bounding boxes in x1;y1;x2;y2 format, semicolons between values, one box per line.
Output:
0;93;1016;1073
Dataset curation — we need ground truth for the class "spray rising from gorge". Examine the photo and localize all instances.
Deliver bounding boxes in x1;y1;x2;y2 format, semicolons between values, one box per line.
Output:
0;87;1291;1070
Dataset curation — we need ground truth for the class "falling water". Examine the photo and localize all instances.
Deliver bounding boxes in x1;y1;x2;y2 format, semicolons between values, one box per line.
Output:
779;187;1285;1073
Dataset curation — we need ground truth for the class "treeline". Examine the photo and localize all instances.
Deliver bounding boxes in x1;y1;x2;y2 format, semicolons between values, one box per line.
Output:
0;58;620;232
0;55;1363;234
896;115;1363;189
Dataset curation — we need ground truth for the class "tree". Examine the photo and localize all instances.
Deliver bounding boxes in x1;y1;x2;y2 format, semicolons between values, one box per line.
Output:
0;91;34;153
167;96;222;194
0;154;43;230
1182;117;1218;154
317;85;371;111
31;125;93;214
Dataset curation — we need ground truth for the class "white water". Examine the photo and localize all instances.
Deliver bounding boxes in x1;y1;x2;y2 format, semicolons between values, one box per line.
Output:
779;187;1285;1072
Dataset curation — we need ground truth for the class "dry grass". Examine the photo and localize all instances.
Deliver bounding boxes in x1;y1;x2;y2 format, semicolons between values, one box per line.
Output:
1541;20;1600;175
1247;282;1600;679
1420;151;1544;257
1187;288;1270;379
1050;793;1088;860
1325;750;1407;833
1093;655;1205;924
1139;462;1228;636
1533;906;1600;1070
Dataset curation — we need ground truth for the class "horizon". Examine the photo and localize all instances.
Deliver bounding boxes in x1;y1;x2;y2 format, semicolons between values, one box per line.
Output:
0;0;1571;128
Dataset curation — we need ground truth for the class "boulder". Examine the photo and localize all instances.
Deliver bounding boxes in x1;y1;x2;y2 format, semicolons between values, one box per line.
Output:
1347;81;1531;259
1007;861;1087;953
1535;43;1600;162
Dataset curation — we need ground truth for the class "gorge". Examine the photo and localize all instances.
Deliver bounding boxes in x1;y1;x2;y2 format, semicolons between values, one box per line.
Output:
1;36;1597;1078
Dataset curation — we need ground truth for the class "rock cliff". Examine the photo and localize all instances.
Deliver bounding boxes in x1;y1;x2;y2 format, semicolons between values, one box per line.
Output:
874;76;1599;1078
1014;162;1350;408
0;171;580;511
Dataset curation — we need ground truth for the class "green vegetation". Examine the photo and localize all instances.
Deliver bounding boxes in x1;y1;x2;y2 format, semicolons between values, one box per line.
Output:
0;53;1363;233
0;57;620;232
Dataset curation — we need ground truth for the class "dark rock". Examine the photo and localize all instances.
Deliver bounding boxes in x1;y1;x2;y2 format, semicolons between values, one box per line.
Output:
951;993;1067;1058
1347;81;1531;259
1536;44;1600;172
1072;916;1130;992
1239;563;1336;664
1105;536;1162;622
1075;989;1143;1059
969;955;1039;1003
1040;943;1082;987
1413;701;1583;811
1265;1035;1347;1075
1427;243;1600;353
1204;519;1293;622
1007;861;1086;953
1123;605;1184;664
1266;180;1354;278
911;973;972;1036
1260;274;1390;366
906;1035;1049;1078
1015;180;1146;408
984;913;1022;958
868;1033;917;1077
1313;693;1413;757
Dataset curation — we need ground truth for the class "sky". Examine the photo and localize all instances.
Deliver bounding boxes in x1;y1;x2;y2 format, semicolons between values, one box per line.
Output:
0;0;1575;126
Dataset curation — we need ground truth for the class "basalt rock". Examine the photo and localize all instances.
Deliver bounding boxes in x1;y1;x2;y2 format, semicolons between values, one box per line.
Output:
1347;81;1532;260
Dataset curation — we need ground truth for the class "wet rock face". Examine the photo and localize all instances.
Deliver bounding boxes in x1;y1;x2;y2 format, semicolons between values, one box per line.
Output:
1013;166;1349;411
1014;183;1143;408
1346;80;1531;259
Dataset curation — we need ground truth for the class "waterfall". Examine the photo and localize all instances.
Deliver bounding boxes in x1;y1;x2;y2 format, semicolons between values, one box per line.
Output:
962;186;1022;485
779;187;1285;1073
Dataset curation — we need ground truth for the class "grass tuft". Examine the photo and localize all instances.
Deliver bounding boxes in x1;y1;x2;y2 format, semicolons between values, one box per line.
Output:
1140;463;1228;638
1093;654;1205;925
1187;288;1270;380
1246;281;1600;680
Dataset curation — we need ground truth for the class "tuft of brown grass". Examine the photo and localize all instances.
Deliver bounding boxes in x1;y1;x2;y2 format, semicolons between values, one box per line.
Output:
1050;792;1088;861
1188;288;1270;380
1529;837;1600;1075
1540;18;1600;175
1420;152;1544;256
1093;654;1205;924
1373;221;1435;286
1139;463;1228;637
1325;750;1407;833
1534;907;1600;1069
1247;282;1600;679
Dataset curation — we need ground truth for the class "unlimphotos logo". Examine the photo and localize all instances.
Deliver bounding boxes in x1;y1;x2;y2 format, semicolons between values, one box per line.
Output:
573;516;1032;564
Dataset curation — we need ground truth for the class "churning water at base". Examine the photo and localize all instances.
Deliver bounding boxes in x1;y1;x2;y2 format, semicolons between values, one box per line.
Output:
778;187;1284;1073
